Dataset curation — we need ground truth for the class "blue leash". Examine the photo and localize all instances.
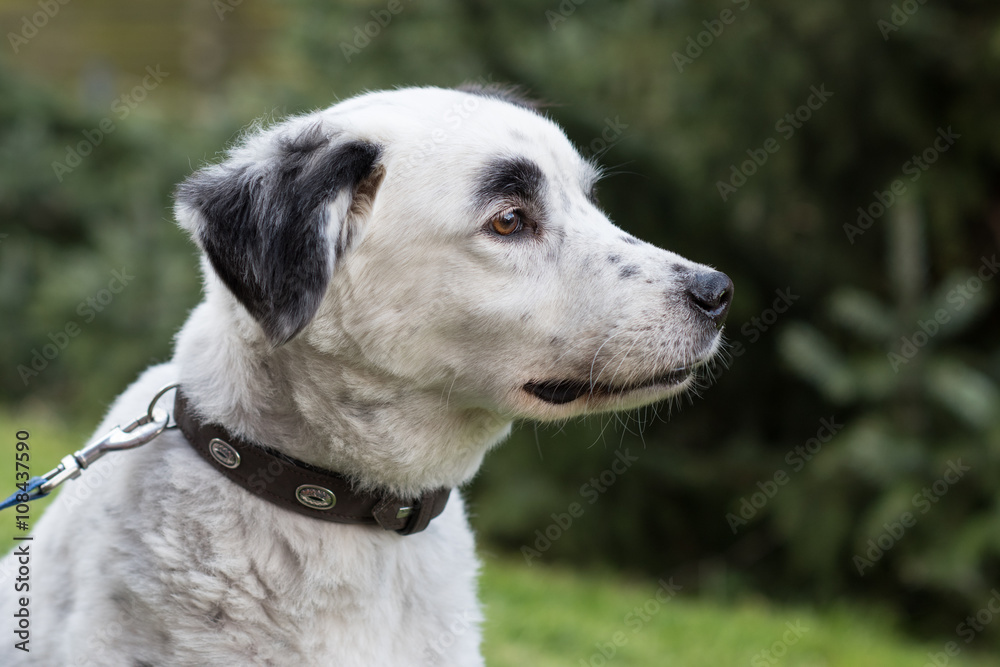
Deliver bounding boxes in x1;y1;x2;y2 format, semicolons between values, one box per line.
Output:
0;477;50;510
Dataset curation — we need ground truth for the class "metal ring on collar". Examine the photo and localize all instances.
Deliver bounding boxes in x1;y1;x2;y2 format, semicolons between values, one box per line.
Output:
147;383;181;429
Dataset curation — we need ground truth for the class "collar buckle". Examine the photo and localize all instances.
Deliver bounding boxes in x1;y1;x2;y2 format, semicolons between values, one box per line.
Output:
373;489;451;535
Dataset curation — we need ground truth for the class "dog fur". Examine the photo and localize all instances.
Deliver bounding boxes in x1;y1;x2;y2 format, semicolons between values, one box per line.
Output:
1;86;731;666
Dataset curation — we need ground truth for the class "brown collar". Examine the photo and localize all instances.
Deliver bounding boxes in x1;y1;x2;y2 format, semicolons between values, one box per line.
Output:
172;390;450;535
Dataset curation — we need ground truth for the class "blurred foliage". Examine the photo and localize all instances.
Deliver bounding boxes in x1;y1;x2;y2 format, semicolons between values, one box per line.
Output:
0;63;200;418
2;0;1000;649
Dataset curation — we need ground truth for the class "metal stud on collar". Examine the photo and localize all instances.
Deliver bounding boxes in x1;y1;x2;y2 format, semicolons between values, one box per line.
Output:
295;484;337;510
208;438;241;469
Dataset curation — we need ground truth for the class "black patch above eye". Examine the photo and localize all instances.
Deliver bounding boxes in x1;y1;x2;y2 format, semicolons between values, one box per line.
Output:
475;157;544;210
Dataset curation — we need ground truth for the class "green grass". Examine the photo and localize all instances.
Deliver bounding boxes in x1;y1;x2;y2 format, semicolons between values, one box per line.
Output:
1;409;995;665
480;557;996;666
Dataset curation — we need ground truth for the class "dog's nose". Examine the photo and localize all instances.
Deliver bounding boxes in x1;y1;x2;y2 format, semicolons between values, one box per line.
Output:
685;270;733;329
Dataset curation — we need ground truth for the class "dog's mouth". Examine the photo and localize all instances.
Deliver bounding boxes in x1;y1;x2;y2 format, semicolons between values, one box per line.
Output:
523;368;694;405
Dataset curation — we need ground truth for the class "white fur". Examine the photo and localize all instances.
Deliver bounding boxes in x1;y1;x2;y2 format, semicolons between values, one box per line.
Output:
1;87;726;665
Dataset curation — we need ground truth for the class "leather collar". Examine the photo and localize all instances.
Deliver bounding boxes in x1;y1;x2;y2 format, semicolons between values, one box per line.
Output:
173;390;450;535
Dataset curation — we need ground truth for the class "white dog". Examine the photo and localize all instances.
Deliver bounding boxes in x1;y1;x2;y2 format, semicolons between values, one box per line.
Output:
2;85;731;666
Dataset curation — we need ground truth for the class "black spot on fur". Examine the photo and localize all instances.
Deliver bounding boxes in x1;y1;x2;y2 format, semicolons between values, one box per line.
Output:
619;264;640;279
621;235;640;245
176;128;381;346
588;184;600;206
607;253;621;264
209;606;226;625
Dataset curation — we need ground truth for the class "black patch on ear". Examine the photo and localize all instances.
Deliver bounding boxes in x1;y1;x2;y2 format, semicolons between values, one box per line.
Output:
176;129;381;346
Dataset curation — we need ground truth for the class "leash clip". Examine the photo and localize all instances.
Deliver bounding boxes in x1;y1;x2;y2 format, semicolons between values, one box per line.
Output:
0;384;178;511
39;408;170;494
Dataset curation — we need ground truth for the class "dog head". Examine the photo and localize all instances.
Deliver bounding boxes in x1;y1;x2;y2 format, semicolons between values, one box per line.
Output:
175;86;731;423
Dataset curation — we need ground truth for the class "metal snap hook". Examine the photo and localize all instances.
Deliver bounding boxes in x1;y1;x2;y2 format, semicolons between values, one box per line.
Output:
147;383;180;429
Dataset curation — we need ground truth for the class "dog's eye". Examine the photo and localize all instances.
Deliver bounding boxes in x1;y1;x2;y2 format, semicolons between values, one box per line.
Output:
489;209;524;236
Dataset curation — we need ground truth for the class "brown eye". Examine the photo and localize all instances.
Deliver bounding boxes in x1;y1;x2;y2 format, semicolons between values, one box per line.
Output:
489;209;523;236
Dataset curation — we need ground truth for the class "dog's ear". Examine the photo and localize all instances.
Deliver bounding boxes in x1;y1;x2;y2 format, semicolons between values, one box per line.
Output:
175;126;382;346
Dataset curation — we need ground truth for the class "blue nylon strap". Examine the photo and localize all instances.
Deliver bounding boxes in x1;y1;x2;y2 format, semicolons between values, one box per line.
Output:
0;476;50;511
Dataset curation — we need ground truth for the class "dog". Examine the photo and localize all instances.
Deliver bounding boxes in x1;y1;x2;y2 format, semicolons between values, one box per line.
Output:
1;85;731;666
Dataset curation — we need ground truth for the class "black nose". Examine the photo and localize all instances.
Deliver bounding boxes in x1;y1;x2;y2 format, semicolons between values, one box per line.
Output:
686;270;734;329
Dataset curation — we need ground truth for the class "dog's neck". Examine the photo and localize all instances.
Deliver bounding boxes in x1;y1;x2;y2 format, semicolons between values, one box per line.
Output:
173;301;512;498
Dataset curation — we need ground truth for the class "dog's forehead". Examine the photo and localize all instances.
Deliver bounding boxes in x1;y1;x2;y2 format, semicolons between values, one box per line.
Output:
327;87;596;189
